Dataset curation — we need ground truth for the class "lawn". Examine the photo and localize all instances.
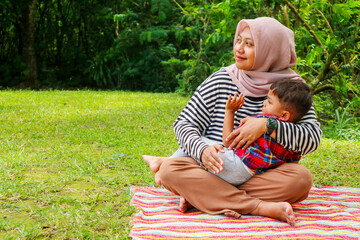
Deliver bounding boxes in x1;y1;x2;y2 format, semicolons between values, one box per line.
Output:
0;90;358;239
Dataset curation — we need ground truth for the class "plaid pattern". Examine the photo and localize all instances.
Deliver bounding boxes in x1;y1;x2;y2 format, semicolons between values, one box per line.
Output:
236;114;301;175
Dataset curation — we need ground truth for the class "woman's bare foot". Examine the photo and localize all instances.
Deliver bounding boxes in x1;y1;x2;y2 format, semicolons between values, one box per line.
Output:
179;197;193;213
142;155;169;173
251;201;295;226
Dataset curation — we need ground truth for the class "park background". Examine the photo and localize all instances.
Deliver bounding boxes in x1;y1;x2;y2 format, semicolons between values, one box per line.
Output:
0;0;359;239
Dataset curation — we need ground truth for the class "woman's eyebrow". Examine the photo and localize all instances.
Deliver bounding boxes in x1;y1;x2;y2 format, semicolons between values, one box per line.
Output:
239;34;253;41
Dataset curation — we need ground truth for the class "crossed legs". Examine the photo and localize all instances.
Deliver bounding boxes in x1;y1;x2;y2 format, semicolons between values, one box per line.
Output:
142;155;313;226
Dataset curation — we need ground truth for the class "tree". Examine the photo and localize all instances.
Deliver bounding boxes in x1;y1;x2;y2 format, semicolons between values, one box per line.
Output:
283;0;359;99
20;0;39;88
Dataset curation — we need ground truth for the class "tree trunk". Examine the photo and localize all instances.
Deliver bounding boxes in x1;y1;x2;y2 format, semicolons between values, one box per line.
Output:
21;0;39;88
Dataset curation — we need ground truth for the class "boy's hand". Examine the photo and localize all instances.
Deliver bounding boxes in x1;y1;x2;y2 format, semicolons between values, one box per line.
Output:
226;93;245;112
201;145;225;174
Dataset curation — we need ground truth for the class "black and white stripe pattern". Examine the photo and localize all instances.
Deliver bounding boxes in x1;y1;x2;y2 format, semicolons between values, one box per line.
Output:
173;70;322;164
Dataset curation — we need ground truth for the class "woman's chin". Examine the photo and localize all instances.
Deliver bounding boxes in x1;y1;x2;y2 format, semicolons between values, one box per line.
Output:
235;62;252;71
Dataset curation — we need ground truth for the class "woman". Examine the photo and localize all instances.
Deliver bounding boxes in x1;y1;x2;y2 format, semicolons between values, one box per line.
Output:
143;17;322;226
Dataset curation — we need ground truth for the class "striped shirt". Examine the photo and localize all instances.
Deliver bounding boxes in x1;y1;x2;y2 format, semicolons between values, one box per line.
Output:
173;69;322;166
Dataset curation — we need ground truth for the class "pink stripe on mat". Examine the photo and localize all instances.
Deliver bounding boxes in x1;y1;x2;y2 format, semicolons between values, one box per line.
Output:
130;186;360;240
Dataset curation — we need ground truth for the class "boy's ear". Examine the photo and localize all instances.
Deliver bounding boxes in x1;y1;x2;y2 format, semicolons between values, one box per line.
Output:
279;110;291;122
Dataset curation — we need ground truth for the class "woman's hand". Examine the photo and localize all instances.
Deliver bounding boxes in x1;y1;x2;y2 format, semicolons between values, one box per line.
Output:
226;93;245;112
225;117;267;150
201;145;224;174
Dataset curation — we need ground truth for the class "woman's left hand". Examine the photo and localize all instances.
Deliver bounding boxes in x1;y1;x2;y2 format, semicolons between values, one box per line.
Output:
226;117;267;150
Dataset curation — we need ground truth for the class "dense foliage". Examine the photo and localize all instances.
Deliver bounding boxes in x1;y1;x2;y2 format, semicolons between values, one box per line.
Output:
1;0;359;137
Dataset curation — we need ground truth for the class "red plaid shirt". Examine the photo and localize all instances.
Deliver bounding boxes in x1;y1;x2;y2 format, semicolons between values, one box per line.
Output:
235;114;301;175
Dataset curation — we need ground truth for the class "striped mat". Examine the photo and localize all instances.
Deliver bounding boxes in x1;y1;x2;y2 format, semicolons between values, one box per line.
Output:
130;186;360;239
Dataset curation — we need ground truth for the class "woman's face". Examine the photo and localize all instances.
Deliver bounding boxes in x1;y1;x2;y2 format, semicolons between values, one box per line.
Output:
234;27;255;71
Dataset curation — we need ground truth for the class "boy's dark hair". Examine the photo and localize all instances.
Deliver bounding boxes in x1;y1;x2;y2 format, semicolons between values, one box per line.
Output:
270;79;313;123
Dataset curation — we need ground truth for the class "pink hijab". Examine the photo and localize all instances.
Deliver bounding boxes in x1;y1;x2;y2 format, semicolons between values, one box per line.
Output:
223;17;302;97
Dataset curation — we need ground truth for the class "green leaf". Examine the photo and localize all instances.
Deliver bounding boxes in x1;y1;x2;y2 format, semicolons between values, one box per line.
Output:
159;11;166;21
180;49;189;55
114;14;125;22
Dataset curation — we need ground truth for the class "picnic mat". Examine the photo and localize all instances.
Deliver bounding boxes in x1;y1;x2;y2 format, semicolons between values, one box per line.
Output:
130;186;360;239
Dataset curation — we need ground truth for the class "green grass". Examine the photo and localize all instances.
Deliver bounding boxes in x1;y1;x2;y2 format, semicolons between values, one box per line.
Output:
301;139;360;188
0;90;358;239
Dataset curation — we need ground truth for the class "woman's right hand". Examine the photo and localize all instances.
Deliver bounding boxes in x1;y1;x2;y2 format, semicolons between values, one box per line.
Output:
201;145;224;174
226;117;267;150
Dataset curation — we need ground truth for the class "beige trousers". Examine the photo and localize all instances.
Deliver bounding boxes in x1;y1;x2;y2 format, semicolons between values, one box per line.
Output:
158;157;313;216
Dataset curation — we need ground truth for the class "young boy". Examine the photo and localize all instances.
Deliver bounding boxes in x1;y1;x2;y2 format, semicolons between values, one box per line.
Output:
211;79;313;186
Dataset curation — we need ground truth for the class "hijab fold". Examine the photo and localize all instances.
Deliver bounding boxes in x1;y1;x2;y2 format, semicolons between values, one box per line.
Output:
223;17;303;97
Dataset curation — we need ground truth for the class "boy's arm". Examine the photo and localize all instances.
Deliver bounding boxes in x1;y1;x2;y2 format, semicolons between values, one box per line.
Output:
223;93;245;147
223;109;235;147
